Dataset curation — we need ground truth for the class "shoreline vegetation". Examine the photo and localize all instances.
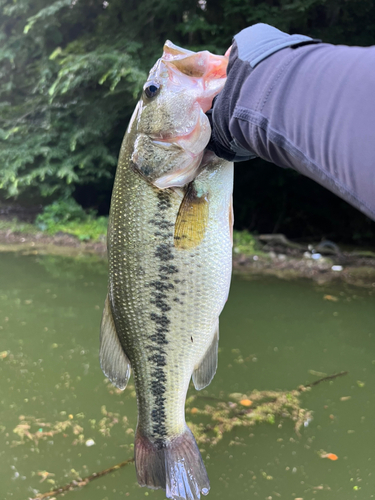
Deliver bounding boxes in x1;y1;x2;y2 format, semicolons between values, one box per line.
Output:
1;214;375;288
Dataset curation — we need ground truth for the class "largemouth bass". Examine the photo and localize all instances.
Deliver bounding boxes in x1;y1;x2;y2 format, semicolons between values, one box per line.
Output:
100;41;233;500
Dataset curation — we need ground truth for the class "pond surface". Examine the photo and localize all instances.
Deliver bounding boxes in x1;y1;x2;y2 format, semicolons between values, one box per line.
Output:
0;251;374;500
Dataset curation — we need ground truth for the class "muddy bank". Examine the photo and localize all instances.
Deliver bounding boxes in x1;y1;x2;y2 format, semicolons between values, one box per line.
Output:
0;229;107;257
232;233;375;287
233;252;375;288
1;228;375;287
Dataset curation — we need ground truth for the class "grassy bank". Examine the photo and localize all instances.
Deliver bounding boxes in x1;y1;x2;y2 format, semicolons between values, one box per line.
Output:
0;215;263;253
0;216;107;241
1;211;375;288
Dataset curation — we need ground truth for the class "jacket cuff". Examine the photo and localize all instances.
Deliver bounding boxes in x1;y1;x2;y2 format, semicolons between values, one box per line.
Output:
234;23;321;68
205;108;236;162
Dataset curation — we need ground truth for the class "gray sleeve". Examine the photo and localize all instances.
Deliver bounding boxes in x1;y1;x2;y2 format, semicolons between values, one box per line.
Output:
209;31;375;221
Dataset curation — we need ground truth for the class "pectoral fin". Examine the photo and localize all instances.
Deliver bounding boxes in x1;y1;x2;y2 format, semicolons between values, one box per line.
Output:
192;321;219;390
100;295;131;390
174;182;209;250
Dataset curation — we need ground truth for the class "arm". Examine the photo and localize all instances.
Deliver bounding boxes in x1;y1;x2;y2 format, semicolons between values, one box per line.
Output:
207;24;375;221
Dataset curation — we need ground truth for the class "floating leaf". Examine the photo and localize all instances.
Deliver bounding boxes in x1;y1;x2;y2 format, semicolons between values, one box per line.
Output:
321;452;338;460
323;295;339;302
239;399;252;407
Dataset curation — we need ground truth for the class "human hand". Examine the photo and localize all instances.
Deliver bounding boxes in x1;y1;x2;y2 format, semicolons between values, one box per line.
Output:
206;24;318;162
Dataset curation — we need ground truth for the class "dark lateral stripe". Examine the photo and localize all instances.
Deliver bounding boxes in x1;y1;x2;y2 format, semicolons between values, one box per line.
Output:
146;190;178;440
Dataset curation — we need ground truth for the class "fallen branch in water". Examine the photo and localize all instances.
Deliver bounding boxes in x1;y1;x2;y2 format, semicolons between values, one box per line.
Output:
29;457;134;500
302;370;348;389
258;233;306;250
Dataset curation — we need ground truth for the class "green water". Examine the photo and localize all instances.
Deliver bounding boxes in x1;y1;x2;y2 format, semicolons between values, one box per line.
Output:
1;252;374;500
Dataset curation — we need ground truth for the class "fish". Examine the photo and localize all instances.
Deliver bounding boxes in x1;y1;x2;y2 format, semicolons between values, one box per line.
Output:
100;41;233;500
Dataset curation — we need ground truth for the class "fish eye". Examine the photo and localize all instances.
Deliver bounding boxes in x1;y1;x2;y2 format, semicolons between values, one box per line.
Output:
143;81;160;99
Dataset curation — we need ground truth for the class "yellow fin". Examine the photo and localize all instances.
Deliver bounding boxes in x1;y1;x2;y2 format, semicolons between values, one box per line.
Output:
174;183;209;250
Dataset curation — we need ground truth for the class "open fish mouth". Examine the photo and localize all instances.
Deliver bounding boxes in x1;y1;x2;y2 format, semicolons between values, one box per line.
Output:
129;40;228;192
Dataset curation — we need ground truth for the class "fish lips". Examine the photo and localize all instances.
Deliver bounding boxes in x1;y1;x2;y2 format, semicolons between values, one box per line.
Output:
131;109;211;189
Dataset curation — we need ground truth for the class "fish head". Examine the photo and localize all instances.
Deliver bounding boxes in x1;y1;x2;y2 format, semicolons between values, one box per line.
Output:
130;41;228;189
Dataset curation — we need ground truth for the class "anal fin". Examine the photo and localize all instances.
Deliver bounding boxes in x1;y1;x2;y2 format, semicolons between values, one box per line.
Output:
100;295;131;390
192;321;219;390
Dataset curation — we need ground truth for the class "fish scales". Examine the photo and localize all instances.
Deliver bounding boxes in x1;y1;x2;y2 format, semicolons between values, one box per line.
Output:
100;40;232;500
108;137;233;442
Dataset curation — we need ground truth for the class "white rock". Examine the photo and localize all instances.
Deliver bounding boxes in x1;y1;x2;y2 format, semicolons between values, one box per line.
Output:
85;439;95;447
331;265;343;272
312;253;322;260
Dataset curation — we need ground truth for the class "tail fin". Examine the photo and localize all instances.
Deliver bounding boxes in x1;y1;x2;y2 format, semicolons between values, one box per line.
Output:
135;426;210;500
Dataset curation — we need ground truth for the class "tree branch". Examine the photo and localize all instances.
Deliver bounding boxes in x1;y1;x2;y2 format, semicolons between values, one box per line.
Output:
30;457;134;500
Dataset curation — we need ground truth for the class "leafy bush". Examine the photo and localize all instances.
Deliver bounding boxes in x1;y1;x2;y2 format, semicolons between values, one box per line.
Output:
35;199;89;230
51;216;108;242
233;230;263;256
35;198;107;241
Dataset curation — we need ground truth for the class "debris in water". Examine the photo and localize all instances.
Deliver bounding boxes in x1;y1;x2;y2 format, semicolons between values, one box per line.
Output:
239;399;252;407
320;452;338;460
323;295;339;302
38;471;55;483
331;265;343;271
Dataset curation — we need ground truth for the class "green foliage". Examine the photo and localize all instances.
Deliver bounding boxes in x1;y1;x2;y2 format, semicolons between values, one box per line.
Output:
35;198;107;240
233;230;263;256
0;0;146;198
0;218;38;235
43;216;108;241
0;0;374;242
36;198;90;229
